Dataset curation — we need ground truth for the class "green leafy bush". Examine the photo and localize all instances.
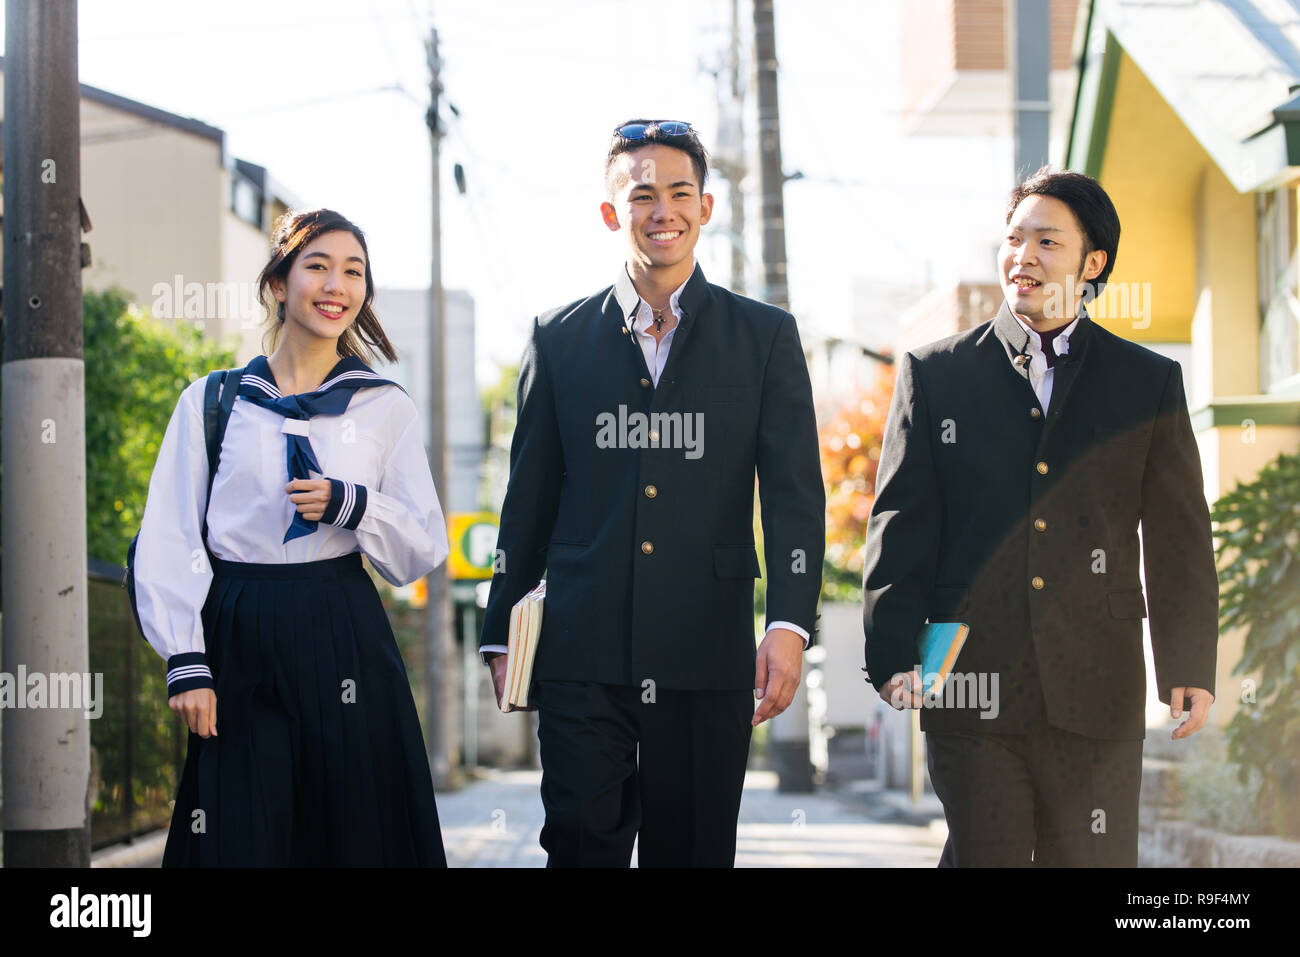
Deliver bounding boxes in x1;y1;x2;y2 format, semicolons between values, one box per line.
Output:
83;288;236;566
1210;450;1300;838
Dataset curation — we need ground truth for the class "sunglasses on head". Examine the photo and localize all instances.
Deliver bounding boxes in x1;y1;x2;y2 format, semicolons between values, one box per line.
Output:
613;121;695;140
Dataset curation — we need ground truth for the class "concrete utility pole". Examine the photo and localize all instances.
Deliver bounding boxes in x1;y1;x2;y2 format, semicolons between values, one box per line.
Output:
1009;0;1051;179
753;0;812;793
711;0;747;293
2;0;92;866
753;0;789;313
424;25;457;789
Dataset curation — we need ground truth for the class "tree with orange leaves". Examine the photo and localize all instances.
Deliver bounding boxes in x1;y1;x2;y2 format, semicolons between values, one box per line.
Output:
820;361;896;602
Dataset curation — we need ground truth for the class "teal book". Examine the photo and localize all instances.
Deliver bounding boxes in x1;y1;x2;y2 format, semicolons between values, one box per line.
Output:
917;622;970;696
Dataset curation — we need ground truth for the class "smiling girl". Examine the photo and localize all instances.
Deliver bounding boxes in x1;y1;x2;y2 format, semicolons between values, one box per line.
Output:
133;208;449;866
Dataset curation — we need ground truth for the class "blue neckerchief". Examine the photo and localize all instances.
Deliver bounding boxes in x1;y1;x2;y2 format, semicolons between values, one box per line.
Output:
239;354;404;543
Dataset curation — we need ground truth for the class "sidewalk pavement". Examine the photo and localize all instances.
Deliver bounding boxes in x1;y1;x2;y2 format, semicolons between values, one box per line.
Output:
94;770;947;868
439;769;946;867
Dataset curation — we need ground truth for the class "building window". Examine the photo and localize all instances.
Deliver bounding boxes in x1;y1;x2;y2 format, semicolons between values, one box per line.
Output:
232;175;264;230
1259;186;1300;394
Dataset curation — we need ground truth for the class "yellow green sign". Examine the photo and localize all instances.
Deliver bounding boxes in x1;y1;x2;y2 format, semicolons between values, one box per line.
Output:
448;511;499;580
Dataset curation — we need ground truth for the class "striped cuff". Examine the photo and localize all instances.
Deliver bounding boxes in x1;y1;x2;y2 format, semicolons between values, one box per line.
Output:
166;652;213;697
321;478;368;530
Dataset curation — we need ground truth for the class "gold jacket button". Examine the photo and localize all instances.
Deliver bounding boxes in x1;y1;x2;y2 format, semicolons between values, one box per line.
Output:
1030;407;1042;419
1034;518;1047;532
1031;576;1045;590
641;541;654;555
640;377;651;388
621;325;630;335
1036;461;1049;474
645;485;658;498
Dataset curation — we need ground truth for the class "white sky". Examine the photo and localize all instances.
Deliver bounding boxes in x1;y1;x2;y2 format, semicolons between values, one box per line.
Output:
5;0;1016;378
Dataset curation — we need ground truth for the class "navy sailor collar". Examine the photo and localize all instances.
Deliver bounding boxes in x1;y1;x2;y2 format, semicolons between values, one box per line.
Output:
241;353;406;402
237;354;406;543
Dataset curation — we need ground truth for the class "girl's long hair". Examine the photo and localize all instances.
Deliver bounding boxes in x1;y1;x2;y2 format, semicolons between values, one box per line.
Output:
256;208;398;365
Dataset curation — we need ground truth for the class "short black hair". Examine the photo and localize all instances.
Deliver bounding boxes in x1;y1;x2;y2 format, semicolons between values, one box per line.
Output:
605;118;709;198
1007;167;1121;294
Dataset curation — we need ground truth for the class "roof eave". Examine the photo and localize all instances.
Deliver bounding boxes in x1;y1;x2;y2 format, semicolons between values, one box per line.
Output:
1238;118;1300;192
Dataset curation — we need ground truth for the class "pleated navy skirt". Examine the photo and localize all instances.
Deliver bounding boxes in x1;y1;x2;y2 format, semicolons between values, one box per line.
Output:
162;551;446;867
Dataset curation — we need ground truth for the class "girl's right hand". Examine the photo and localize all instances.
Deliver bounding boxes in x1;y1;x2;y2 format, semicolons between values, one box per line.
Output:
168;688;218;738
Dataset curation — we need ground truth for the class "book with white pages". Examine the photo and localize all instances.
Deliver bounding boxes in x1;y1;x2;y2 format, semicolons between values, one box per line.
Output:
502;579;546;712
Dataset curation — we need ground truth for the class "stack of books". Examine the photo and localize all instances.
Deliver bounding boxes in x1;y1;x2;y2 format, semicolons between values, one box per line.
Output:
501;579;546;712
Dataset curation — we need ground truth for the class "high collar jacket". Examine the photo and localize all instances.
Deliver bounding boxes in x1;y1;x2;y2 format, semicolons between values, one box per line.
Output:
862;301;1219;740
480;264;825;691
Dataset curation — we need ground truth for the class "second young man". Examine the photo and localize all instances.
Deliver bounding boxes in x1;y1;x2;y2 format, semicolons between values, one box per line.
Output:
862;169;1218;866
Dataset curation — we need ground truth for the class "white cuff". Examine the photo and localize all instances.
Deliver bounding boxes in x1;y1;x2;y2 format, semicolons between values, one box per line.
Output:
767;620;810;649
480;644;508;664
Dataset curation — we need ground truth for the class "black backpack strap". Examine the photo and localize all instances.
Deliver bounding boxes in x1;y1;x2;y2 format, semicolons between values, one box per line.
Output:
203;370;224;471
215;367;243;457
200;367;244;553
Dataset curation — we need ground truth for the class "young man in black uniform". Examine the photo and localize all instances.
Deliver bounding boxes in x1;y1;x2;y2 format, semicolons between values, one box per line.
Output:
863;169;1218;866
480;121;824;867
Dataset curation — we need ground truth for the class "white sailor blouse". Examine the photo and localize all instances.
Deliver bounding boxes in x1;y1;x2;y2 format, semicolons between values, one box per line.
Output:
134;355;450;696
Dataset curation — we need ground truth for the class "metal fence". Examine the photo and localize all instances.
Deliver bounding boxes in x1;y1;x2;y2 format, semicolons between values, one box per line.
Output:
87;558;185;849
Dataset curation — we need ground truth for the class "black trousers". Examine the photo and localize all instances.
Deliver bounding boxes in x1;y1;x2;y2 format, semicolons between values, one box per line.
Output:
925;709;1143;867
534;680;753;867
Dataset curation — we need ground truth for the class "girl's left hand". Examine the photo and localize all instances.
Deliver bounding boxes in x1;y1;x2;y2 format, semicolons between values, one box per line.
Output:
286;478;332;522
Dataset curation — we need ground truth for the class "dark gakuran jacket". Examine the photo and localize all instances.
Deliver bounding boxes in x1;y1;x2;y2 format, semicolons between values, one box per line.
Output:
862;302;1219;741
480;264;825;691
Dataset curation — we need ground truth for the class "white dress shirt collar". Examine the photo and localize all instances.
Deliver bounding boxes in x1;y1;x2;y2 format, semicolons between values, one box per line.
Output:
1013;313;1080;361
1010;313;1081;411
614;262;692;330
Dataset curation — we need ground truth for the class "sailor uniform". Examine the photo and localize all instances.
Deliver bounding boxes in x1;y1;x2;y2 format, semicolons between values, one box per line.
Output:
134;354;450;867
